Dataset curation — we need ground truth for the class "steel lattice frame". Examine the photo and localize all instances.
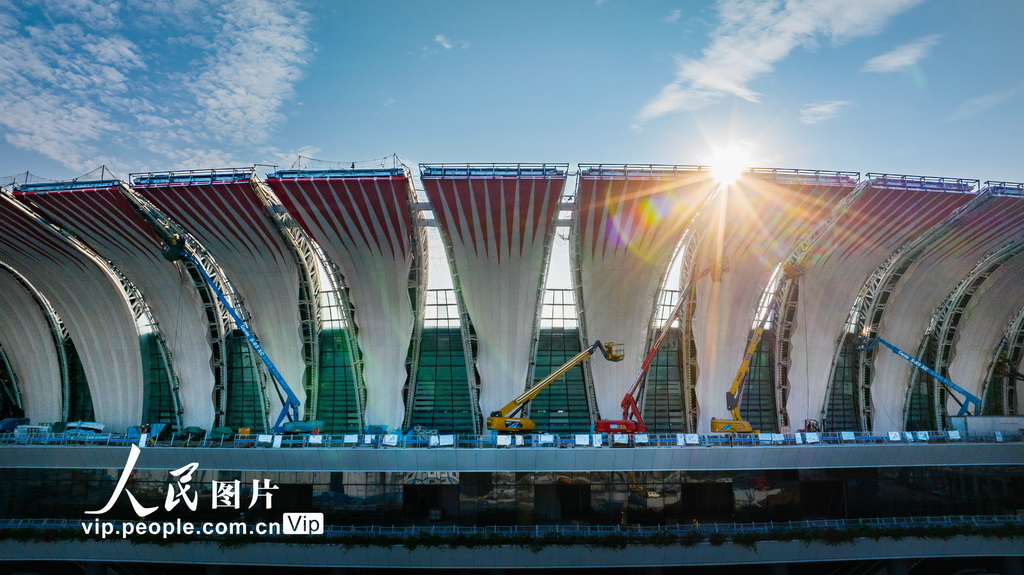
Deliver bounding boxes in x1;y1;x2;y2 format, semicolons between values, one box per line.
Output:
402;187;429;431
827;176;979;430
984;303;1024;415
311;244;367;428
775;179;869;428
122;186;248;429
253;177;322;420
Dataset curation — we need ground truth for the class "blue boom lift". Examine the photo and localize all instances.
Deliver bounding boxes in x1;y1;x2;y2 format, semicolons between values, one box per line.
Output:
858;335;982;417
158;232;301;432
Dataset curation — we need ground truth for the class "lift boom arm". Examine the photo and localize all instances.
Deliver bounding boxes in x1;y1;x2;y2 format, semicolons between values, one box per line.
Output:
592;269;712;433
859;336;981;416
160;233;301;432
487;340;623;431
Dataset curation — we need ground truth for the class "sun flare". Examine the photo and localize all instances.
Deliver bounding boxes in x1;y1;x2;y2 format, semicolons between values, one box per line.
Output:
707;145;751;184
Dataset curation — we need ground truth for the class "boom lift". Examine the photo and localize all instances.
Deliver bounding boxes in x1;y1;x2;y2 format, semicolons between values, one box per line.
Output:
710;298;780;434
858;334;982;416
158;232;302;433
487;341;624;432
596;269;710;433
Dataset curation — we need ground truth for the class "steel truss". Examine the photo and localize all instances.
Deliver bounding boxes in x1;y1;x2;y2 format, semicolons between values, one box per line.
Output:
573;165;710;430
716;171;863;432
984;303;1024;416
522;179;569;422
310;244;366;428
403;177;429;431
826;175;979;430
123;182;267;430
252;176;322;421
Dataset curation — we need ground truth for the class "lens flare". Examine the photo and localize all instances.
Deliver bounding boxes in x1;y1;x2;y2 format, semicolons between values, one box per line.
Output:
707;145;751;185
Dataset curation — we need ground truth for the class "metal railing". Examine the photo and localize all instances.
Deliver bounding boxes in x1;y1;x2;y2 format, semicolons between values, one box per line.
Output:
2;514;1022;538
2;428;1020;449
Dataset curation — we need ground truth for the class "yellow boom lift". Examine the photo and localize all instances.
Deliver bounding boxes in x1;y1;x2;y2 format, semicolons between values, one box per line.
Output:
487;341;624;432
710;298;780;434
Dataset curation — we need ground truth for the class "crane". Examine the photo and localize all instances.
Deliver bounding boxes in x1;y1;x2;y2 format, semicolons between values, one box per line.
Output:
595;269;710;433
158;232;302;433
858;334;981;417
487;340;624;432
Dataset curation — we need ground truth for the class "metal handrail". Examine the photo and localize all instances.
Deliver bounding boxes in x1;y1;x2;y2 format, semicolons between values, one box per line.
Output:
1;428;1020;449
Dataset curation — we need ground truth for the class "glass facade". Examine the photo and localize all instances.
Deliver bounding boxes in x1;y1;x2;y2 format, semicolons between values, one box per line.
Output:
0;345;20;419
529;289;589;433
825;334;864;431
140;332;176;430
905;336;941;431
645;290;686;433
223;330;266;434
408;290;475;433
2;465;1020;527
741;331;779;433
65;337;94;422
315;328;361;433
643;330;686;433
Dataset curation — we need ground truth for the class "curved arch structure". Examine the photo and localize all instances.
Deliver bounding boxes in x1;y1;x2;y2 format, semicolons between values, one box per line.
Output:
0;193;142;429
948;249;1024;414
573;165;714;422
132;170;305;426
420;164;566;425
786;175;977;430
13;181;216;428
690;169;857;432
0;267;63;422
266;168;423;431
872;187;1024;429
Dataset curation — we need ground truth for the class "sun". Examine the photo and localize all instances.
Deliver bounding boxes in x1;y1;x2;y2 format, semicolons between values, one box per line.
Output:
707;144;752;185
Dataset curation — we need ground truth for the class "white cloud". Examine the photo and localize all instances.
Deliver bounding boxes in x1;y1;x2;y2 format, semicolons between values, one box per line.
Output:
185;0;311;141
862;34;940;73
945;86;1024;122
800;100;852;124
383;98;396;108
0;0;312;173
433;34;469;50
638;0;925;122
664;9;682;23
434;34;453;49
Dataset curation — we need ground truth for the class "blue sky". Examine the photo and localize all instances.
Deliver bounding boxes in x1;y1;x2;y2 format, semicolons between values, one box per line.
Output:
2;0;1023;184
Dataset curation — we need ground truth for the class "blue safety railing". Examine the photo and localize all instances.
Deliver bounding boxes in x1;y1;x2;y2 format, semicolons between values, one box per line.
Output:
1;428;1020;449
